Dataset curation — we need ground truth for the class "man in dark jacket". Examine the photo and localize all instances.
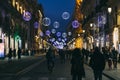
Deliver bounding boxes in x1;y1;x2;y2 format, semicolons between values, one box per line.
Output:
71;48;85;80
89;47;105;80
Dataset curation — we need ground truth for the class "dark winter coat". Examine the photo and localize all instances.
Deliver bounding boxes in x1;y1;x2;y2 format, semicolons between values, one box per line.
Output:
89;51;105;71
71;48;85;76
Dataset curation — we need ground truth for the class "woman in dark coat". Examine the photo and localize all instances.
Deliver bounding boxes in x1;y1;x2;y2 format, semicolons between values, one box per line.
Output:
71;48;85;80
89;47;105;80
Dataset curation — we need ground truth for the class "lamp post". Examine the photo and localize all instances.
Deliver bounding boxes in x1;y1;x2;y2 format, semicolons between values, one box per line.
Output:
90;23;95;49
107;7;112;48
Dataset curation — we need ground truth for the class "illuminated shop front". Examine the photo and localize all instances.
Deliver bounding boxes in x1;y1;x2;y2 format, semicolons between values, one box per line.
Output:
113;27;119;50
0;33;5;58
75;37;83;49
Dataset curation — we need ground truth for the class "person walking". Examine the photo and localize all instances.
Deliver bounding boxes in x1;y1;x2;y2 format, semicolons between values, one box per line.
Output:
17;47;21;59
46;47;55;73
112;47;118;69
89;47;105;80
107;48;113;70
13;48;16;58
71;48;85;80
8;48;12;61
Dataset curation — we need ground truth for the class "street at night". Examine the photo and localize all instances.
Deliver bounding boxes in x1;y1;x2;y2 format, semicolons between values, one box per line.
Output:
1;0;120;80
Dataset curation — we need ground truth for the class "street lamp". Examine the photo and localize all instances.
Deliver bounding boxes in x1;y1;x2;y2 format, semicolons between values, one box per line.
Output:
107;7;113;48
108;7;112;14
90;23;95;48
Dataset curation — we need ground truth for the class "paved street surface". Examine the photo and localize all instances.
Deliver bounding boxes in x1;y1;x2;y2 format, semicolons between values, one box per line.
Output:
103;62;120;80
0;56;110;80
2;55;120;80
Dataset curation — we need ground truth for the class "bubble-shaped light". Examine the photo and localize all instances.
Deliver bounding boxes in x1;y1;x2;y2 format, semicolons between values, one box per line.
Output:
62;12;70;20
53;21;60;28
72;20;79;28
42;17;51;26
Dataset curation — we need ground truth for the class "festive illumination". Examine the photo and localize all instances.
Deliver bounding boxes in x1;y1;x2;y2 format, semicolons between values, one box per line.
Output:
51;29;56;34
53;21;60;28
23;11;31;21
56;32;61;37
45;30;51;36
15;35;21;41
40;32;43;37
58;38;62;41
62;12;70;20
62;32;67;38
75;37;83;48
42;17;51;26
72;20;79;28
68;32;72;36
34;22;39;28
51;38;55;42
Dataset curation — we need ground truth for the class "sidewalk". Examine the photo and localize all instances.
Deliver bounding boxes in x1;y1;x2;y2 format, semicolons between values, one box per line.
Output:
103;62;120;80
86;57;120;80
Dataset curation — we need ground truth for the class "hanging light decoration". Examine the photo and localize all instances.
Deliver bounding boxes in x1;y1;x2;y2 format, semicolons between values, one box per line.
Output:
42;17;51;26
62;12;70;20
53;21;60;28
72;20;79;28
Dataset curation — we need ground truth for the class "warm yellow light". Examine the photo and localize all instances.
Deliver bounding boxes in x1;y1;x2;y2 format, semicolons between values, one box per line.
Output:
113;27;119;49
12;0;15;7
20;6;22;9
16;2;18;4
75;37;83;49
83;30;85;33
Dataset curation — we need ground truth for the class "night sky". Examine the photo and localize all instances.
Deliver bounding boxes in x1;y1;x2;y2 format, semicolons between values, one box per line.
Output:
38;0;75;32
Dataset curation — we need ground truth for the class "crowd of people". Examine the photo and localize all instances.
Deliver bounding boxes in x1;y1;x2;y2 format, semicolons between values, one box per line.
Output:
6;46;119;80
45;46;119;80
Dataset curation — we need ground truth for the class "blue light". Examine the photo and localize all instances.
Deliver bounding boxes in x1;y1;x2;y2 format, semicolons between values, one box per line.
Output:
23;11;32;21
72;20;79;28
56;32;61;37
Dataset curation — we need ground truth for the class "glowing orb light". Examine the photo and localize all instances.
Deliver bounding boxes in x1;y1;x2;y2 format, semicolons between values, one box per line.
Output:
52;38;55;42
46;30;51;36
23;11;31;21
53;21;60;28
42;17;51;26
58;38;62;41
51;29;56;34
56;32;61;37
62;12;70;20
68;32;72;36
62;32;67;38
72;20;79;28
40;32;43;37
34;22;39;28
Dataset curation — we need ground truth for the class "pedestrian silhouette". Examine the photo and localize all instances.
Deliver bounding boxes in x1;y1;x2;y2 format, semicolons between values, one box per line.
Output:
89;47;105;80
71;48;85;80
46;47;55;73
112;47;118;69
8;48;12;61
17;47;21;59
13;49;16;58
